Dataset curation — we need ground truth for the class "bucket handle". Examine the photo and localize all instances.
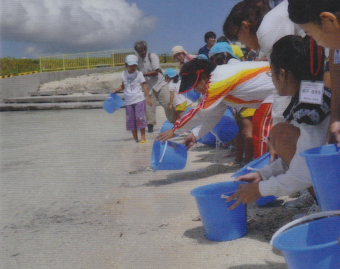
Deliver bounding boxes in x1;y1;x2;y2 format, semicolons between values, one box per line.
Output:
159;141;168;164
247;167;260;172
220;194;236;200
270;211;340;246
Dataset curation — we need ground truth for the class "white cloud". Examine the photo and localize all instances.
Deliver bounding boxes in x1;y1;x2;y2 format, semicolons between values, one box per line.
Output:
1;0;158;56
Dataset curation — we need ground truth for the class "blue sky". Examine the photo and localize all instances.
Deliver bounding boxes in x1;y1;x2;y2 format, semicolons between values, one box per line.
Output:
0;0;241;59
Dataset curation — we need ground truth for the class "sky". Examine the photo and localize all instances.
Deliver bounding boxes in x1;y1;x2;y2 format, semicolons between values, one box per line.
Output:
0;0;242;59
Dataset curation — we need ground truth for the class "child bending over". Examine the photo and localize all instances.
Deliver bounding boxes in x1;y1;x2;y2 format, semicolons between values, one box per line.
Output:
164;68;192;122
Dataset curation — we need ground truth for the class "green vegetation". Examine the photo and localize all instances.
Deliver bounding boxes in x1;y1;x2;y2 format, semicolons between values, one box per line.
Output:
0;57;40;76
0;53;175;77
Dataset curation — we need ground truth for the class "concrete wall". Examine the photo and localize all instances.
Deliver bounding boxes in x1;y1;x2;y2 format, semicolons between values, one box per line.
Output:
0;66;122;102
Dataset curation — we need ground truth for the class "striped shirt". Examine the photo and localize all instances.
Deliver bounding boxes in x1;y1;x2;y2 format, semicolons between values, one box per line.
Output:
173;61;276;138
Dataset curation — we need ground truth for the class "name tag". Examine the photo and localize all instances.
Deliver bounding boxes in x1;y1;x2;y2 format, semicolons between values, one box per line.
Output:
334;50;340;64
299;81;324;105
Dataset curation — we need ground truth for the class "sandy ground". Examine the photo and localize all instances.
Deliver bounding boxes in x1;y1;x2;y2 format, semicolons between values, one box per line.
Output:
0;105;308;269
39;71;123;92
38;67;180;92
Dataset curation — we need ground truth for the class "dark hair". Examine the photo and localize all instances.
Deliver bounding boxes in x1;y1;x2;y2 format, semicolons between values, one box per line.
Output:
270;35;324;82
179;59;216;93
172;75;179;84
204;31;216;43
211;52;234;65
288;0;340;24
217;36;229;43
223;0;271;41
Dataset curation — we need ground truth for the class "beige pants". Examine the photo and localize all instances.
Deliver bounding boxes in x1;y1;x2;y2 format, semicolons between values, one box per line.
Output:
146;84;174;125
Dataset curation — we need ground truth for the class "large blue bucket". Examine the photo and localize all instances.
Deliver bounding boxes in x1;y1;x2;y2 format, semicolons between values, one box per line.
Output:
211;108;239;143
103;93;124;114
197;132;217;146
190;181;247;241
151;140;187;172
231;152;276;206
271;211;340;269
300;144;340;211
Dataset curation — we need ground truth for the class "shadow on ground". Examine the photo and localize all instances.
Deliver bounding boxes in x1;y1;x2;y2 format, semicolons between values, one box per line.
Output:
182;201;300;248
142;163;240;187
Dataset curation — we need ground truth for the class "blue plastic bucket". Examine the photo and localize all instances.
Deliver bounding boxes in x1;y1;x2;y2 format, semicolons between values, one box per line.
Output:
151;140;187;172
190;181;247;241
300;144;340;211
271;211;340;269
197;132;217;146
211;108;239;143
185;89;201;102
160;121;174;133
103;93;124;114
231;152;277;206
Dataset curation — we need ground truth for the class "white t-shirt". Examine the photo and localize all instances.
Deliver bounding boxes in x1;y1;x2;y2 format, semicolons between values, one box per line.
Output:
137;53;167;92
168;80;192;107
256;0;305;61
121;70;146;106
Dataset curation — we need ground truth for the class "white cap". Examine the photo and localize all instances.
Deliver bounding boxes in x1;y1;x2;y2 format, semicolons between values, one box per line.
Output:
172;45;187;58
125;54;138;66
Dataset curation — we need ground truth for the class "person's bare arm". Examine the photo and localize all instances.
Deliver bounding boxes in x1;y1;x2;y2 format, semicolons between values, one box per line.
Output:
143;70;159;77
142;82;152;106
112;83;124;93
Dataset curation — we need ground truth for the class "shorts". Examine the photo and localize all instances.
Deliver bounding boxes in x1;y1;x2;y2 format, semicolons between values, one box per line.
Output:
236;107;256;121
125;100;147;131
175;101;190;112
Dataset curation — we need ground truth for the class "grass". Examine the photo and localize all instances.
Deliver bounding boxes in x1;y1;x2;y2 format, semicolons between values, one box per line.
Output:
0;54;176;77
0;57;40;76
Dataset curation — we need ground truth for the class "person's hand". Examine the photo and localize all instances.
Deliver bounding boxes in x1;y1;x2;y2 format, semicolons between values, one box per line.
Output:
327;120;340;146
183;133;196;150
147;98;152;107
157;129;175;142
225;183;262;210
236;172;262;184
168;104;173;111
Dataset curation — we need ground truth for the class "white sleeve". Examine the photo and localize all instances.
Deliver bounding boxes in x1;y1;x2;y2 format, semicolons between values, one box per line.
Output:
173;100;228;136
190;102;229;139
259;117;330;197
259;154;313;197
150;53;160;70
258;158;289;180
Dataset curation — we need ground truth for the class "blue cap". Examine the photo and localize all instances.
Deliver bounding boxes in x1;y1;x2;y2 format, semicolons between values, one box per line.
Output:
164;68;178;78
208;42;239;60
197;54;208;60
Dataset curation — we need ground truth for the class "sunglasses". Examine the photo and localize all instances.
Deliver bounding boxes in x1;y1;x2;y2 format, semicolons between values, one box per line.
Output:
179;69;205;94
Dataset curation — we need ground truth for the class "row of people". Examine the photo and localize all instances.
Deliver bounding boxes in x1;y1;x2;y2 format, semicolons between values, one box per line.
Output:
157;0;340;217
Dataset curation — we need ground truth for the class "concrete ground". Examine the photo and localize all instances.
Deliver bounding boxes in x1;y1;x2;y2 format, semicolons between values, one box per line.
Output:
0;108;298;269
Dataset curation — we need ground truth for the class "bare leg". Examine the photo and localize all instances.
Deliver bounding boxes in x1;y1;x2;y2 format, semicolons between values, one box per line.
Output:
132;130;138;142
140;128;146;142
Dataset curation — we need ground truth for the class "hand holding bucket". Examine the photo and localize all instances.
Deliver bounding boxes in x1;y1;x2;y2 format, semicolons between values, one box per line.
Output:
151;140;187;172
